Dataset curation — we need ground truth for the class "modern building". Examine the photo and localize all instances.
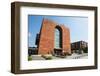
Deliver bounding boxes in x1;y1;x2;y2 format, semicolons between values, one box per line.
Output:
71;41;88;54
35;19;71;56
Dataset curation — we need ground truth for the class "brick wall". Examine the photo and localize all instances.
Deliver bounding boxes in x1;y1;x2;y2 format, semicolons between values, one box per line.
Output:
38;19;71;55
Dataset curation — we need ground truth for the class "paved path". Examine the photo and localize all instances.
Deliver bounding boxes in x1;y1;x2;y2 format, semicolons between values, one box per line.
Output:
66;53;88;59
31;55;45;60
31;53;88;60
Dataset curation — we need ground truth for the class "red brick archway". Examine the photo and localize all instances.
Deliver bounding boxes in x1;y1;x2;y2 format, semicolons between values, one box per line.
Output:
38;19;71;55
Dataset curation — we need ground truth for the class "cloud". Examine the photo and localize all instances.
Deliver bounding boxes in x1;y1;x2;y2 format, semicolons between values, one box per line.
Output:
28;32;31;37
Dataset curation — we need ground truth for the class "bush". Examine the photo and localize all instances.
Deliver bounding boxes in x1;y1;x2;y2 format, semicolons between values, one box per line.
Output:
28;55;32;61
45;56;52;60
83;47;88;53
41;54;52;60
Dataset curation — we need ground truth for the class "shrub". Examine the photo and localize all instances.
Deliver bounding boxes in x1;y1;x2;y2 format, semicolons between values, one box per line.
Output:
45;56;52;60
83;47;88;53
41;54;52;60
28;55;32;61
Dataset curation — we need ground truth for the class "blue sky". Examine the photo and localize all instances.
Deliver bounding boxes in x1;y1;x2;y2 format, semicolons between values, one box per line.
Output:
28;15;88;47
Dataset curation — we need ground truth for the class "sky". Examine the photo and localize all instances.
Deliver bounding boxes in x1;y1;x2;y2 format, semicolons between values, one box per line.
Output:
28;15;88;47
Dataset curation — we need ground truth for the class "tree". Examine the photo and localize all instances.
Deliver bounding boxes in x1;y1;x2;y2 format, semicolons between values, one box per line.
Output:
83;47;88;53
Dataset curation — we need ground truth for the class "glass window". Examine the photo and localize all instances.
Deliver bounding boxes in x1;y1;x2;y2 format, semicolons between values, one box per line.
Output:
54;28;61;48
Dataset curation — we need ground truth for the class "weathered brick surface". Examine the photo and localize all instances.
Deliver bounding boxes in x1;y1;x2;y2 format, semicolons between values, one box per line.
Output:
38;19;71;55
61;25;71;54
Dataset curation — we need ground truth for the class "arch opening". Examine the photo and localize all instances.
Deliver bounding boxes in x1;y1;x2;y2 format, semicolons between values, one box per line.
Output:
54;26;62;56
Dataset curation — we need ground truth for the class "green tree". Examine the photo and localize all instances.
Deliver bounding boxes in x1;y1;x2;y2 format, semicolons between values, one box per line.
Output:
83;47;88;53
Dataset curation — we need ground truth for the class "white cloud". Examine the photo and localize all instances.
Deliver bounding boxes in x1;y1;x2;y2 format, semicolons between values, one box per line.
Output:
28;32;31;37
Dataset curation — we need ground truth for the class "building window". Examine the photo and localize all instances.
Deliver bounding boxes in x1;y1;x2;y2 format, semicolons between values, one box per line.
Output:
54;27;61;48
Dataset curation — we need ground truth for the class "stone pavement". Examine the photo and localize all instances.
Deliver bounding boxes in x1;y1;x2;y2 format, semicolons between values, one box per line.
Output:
66;53;88;59
31;55;45;60
31;53;88;60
